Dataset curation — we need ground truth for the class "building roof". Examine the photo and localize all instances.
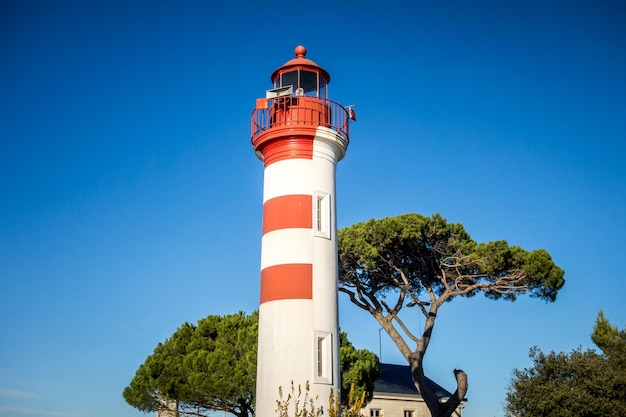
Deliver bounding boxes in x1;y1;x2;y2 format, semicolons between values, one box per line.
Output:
374;363;454;399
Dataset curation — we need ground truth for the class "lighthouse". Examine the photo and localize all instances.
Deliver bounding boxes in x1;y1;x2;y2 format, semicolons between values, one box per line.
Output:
251;46;352;416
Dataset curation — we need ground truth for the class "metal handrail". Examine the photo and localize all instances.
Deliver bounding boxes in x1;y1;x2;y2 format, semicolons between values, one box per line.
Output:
251;96;349;143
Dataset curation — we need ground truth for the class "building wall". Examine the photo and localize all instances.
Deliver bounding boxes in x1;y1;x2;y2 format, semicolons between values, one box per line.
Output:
364;395;463;417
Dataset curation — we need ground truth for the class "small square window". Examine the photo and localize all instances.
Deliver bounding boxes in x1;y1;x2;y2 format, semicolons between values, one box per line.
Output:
370;409;381;417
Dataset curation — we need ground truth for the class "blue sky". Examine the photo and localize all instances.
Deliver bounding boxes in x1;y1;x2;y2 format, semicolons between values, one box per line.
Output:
1;1;625;416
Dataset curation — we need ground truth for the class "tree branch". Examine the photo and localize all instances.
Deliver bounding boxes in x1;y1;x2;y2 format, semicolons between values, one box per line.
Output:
441;369;468;417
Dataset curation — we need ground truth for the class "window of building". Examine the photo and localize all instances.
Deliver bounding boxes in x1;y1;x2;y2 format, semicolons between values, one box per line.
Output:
404;410;414;417
370;409;381;417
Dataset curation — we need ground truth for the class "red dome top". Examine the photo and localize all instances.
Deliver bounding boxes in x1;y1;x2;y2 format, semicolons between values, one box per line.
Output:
271;46;330;84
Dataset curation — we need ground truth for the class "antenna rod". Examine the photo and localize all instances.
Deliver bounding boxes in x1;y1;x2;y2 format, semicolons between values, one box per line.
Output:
378;327;383;361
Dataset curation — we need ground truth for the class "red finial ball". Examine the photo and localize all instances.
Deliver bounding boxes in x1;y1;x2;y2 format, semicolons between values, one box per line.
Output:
294;45;306;58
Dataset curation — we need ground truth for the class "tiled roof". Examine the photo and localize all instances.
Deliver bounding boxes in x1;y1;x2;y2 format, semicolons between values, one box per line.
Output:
374;363;453;399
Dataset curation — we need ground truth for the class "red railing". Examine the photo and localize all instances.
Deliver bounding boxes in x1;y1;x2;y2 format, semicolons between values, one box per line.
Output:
251;96;349;143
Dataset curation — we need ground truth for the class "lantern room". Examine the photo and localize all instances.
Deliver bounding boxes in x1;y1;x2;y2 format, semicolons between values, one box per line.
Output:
251;46;351;165
271;45;330;98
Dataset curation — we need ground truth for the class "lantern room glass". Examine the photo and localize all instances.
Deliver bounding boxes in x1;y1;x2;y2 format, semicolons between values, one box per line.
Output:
276;70;327;98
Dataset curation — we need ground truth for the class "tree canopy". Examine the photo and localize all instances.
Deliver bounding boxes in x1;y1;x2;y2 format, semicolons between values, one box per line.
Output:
123;311;379;417
337;213;565;417
339;331;380;404
505;310;626;417
123;311;258;417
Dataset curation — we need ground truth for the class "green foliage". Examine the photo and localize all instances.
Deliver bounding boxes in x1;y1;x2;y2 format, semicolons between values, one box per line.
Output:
338;213;565;302
124;313;379;417
122;322;197;412
505;311;626;417
123;311;258;417
339;332;380;406
591;309;626;358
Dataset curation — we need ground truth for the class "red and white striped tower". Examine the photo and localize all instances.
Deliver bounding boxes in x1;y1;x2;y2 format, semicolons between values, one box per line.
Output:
251;46;353;416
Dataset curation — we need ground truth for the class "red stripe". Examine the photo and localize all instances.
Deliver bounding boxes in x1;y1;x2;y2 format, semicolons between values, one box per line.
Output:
260;263;312;303
263;194;312;234
261;136;314;167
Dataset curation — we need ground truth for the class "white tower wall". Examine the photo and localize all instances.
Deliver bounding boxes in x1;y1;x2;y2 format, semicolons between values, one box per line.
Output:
255;126;346;416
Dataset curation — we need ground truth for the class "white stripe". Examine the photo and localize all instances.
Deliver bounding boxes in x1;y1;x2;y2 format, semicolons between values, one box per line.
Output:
263;159;313;202
261;228;313;269
314;126;348;162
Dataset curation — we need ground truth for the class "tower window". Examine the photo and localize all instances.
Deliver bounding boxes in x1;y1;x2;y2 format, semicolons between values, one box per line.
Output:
313;191;331;239
317;337;323;376
314;332;332;384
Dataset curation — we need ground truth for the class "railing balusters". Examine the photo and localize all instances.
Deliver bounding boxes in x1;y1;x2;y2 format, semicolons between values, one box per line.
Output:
251;97;349;144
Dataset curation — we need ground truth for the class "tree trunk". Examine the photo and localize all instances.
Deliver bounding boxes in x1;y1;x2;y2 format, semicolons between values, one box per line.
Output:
408;354;467;417
156;396;179;417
